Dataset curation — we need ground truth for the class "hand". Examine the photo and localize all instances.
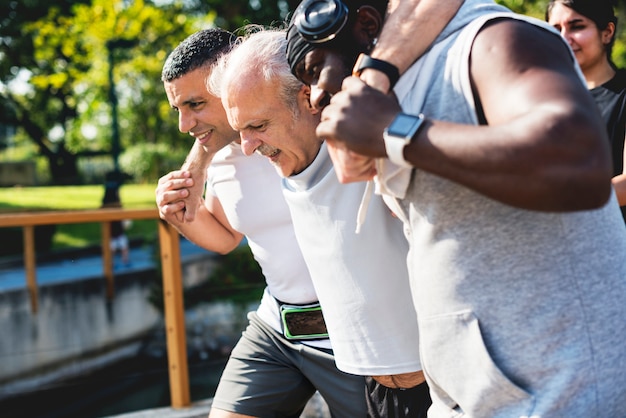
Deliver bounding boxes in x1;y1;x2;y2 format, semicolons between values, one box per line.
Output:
155;170;197;225
357;68;391;94
179;141;213;222
327;140;377;183
316;76;401;158
180;166;207;222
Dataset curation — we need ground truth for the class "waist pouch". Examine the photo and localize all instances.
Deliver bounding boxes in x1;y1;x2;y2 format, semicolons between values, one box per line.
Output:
279;302;329;340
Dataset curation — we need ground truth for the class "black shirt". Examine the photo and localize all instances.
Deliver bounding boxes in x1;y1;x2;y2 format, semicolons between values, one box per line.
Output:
590;69;626;221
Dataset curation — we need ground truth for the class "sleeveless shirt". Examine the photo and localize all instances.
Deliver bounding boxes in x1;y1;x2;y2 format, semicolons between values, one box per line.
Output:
388;1;626;416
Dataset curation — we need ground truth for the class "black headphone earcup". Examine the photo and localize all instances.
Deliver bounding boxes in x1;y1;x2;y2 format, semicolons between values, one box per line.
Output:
294;0;349;43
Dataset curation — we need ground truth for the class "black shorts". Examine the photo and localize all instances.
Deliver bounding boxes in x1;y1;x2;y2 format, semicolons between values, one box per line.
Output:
366;376;432;418
211;312;367;417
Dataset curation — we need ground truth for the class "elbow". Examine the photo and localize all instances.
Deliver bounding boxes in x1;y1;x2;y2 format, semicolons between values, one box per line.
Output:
585;172;613;209
215;246;235;256
562;161;613;211
541;181;610;212
532;155;612;212
559;115;613;210
579;180;612;210
215;236;243;255
579;141;614;209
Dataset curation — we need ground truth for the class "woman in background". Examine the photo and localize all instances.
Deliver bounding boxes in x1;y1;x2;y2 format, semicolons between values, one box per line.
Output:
547;0;626;222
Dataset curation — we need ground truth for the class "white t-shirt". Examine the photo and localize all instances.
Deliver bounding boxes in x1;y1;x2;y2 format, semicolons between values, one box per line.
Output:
206;143;330;349
282;142;422;375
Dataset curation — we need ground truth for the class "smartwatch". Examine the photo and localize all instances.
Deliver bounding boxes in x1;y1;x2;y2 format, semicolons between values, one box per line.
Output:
353;53;400;90
383;113;425;168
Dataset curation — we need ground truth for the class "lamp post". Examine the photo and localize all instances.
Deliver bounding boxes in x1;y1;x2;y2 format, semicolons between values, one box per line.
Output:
105;38;137;192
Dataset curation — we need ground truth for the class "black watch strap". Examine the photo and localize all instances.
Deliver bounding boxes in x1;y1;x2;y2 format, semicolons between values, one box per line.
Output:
353;53;400;89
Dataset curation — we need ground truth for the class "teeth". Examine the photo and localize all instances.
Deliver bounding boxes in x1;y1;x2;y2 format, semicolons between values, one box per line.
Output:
195;131;211;140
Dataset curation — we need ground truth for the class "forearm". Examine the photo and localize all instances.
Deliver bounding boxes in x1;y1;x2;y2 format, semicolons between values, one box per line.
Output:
374;0;462;72
180;141;217;221
181;140;214;174
359;0;464;92
403;111;612;212
172;203;242;254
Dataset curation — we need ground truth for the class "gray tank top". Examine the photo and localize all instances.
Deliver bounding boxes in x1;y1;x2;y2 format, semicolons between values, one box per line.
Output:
392;1;626;416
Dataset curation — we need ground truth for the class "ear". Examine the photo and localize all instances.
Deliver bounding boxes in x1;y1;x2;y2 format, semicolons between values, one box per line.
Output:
352;6;383;49
299;85;321;115
602;22;616;46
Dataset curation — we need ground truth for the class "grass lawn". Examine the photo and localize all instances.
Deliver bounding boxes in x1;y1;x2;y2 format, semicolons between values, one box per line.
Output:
0;184;158;250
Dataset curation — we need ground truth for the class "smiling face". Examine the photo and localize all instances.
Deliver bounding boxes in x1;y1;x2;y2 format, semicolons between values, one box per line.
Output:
547;3;613;77
222;71;322;177
164;67;239;150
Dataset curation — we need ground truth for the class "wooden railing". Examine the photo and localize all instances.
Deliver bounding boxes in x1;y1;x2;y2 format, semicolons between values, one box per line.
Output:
0;208;191;408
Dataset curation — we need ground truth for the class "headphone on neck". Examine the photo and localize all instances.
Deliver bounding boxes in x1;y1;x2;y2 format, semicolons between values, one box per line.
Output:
292;0;349;43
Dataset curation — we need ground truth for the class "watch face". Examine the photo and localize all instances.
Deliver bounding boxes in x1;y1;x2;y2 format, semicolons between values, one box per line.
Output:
388;113;422;137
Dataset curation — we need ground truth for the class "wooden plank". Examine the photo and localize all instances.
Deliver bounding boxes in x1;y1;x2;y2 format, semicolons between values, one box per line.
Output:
0;208;158;227
23;226;38;314
101;222;114;299
158;220;190;408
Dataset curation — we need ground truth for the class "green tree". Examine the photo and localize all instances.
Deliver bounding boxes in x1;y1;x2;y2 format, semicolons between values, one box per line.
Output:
4;0;626;185
1;0;208;184
1;0;305;184
182;0;300;30
0;0;90;182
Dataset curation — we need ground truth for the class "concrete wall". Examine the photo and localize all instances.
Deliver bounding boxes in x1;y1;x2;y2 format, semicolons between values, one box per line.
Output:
0;254;219;399
0;271;159;394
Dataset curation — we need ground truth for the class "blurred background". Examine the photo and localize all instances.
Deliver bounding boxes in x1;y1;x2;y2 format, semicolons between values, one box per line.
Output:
1;0;625;191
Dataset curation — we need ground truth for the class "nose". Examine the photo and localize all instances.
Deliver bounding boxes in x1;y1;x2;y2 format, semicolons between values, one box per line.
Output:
558;27;573;44
310;84;331;110
239;132;263;156
178;110;196;134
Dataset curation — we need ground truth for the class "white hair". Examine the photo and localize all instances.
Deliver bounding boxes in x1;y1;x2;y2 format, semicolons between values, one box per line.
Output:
210;25;304;113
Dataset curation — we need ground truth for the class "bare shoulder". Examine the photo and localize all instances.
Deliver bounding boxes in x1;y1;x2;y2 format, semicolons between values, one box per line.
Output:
469;17;588;125
472;17;573;70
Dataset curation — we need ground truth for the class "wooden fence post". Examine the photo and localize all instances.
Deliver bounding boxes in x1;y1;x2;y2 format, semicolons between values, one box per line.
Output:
101;222;115;299
23;225;38;314
158;220;190;408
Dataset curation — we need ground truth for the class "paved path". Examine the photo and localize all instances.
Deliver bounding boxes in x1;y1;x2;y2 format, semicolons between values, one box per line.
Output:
106;392;330;418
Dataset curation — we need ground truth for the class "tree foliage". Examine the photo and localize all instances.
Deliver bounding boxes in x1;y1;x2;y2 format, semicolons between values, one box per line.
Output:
1;0;210;184
2;0;626;184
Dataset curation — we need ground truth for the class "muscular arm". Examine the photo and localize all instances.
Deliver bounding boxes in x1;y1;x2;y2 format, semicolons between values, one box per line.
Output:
318;20;612;211
156;170;243;255
358;0;464;93
333;0;463;181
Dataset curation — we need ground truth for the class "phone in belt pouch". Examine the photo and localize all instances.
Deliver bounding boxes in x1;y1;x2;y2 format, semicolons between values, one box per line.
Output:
280;303;329;340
